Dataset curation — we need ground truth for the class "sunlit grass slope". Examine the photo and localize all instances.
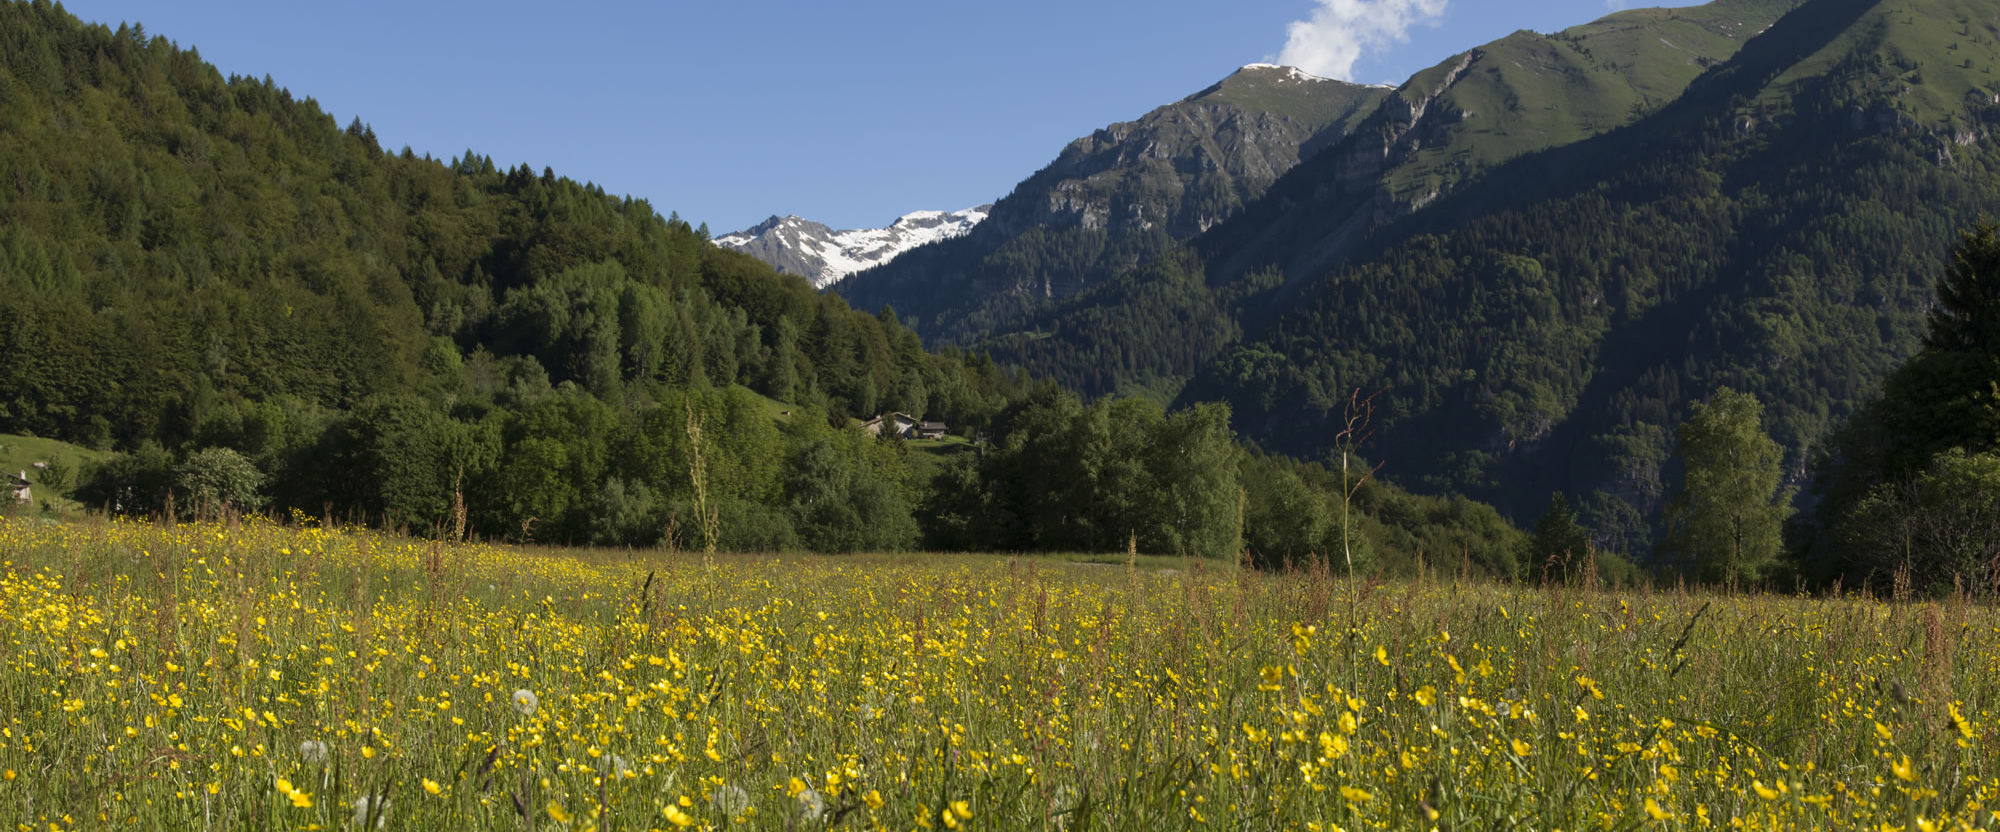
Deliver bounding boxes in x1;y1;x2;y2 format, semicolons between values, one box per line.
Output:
0;516;1994;830
1379;0;1804;205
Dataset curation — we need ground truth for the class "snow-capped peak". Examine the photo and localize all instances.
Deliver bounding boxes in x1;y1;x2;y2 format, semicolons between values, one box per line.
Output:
713;206;992;290
1237;63;1333;84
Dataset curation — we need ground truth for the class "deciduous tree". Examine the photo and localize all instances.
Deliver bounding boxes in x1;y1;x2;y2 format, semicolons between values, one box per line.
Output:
1659;388;1791;584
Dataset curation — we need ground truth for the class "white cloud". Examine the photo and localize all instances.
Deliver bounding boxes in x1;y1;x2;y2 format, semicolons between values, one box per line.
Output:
1274;0;1450;81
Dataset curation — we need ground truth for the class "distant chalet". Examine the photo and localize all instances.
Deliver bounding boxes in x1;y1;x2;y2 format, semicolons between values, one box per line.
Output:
7;470;29;505
859;412;948;440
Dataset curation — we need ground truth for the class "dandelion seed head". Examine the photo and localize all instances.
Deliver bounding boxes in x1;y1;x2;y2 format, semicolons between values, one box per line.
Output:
299;739;329;766
796;786;826;817
598;753;633;779
709;783;750;815
349;795;390;828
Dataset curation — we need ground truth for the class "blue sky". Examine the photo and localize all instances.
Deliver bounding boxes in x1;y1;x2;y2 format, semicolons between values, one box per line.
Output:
61;0;1707;233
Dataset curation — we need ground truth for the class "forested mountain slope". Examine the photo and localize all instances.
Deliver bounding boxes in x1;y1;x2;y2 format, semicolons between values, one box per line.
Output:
0;1;1006;441
0;0;1015;543
1185;0;2000;553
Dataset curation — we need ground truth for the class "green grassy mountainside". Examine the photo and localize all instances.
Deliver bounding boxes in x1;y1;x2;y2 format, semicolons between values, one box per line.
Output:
1376;0;1805;203
1202;0;1807;288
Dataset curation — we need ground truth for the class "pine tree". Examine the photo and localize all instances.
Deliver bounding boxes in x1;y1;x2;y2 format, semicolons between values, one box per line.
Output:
1921;221;2000;353
1528;492;1592;580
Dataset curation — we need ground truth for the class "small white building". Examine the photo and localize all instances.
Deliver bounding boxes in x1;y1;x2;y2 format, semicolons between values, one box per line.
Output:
7;471;29;505
860;412;919;439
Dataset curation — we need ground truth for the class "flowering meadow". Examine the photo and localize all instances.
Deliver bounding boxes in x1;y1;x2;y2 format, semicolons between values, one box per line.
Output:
0;516;1994;831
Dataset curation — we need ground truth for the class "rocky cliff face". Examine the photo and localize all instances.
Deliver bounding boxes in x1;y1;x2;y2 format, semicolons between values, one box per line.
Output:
714;206;990;290
999;64;1388;241
834;64;1389;338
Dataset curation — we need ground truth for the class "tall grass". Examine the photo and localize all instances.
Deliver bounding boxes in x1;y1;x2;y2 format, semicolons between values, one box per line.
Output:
0;515;1992;830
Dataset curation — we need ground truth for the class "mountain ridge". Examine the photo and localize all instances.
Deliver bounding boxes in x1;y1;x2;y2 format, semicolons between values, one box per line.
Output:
836;0;1804;363
1201;0;1810;289
832;63;1390;337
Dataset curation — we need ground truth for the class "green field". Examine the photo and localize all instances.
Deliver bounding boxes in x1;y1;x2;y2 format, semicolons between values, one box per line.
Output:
0;516;1992;830
0;433;106;512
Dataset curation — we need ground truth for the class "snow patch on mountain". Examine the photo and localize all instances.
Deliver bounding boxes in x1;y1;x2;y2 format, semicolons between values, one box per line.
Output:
1238;63;1334;84
714;206;992;290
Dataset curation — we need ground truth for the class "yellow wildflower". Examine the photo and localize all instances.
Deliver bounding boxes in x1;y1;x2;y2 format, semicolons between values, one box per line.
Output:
1644;797;1670;820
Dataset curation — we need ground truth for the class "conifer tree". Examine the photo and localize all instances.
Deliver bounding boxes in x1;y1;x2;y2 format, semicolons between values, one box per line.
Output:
1528;492;1592;580
1921;221;2000;353
1872;220;2000;471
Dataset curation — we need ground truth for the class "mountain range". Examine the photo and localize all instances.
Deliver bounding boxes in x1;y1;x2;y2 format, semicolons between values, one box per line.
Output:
802;0;2000;554
830;63;1388;341
728;61;1386;305
713;206;990;289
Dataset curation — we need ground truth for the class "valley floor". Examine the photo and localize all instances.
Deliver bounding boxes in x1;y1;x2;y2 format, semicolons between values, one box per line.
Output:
0;516;1992;830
